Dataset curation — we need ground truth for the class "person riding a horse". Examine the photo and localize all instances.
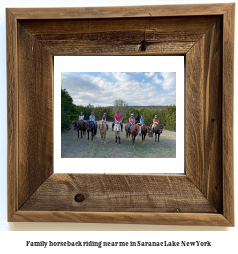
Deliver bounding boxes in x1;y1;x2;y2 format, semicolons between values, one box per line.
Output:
78;112;85;126
112;110;123;132
152;115;159;132
98;113;109;131
89;112;97;129
139;115;145;134
128;114;135;132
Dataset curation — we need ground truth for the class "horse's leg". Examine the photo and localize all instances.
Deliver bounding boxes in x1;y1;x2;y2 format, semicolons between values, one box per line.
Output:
88;131;89;140
158;133;160;142
77;130;79;138
119;136;120;144
81;129;82;138
155;133;156;142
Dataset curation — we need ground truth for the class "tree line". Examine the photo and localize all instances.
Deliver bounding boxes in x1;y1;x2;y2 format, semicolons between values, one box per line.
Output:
61;88;176;132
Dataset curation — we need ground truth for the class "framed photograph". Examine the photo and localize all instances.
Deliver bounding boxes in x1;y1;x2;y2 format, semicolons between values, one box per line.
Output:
7;3;234;225
55;56;184;174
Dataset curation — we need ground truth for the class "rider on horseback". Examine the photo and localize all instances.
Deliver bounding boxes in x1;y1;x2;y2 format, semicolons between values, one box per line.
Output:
89;112;97;129
98;113;109;131
128;114;135;132
139;115;145;134
78;112;85;126
152;115;159;132
112;110;123;132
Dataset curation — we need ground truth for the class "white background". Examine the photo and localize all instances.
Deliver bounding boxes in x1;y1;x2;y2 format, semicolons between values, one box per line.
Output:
55;56;184;173
0;0;237;253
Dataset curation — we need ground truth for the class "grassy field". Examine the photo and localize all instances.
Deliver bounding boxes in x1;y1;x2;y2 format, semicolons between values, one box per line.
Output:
61;121;176;158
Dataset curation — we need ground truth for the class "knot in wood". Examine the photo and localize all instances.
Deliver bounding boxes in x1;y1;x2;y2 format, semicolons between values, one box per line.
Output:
74;193;85;202
140;40;147;51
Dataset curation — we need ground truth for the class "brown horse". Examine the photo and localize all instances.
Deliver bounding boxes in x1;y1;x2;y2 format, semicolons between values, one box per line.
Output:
151;123;162;142
86;120;97;140
130;123;140;147
141;125;153;144
125;123;131;141
73;120;86;138
99;120;107;144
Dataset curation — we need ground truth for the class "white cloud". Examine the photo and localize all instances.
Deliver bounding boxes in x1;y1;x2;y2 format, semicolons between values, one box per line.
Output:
145;72;155;78
153;75;163;84
145;72;163;85
112;72;130;82
169;90;176;95
160;72;176;90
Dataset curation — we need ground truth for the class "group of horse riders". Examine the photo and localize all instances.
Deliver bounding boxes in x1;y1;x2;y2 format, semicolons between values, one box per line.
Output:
125;113;160;133
78;110;160;133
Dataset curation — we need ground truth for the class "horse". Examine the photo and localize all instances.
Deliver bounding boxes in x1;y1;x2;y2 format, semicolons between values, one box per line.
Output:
73;121;77;130
99;120;107;144
86;120;97;141
114;120;121;144
73;120;86;138
151;123;162;142
138;123;145;140
140;125;153;144
130;123;140;147
125;123;131;141
160;124;163;133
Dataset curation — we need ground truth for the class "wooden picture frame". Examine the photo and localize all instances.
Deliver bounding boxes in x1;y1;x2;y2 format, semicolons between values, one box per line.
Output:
7;3;234;226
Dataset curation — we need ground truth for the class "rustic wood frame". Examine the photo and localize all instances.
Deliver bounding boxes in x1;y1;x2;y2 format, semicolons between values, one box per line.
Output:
7;4;234;226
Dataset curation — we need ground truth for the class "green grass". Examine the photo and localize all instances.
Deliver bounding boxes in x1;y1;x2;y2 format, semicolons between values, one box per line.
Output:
61;121;176;158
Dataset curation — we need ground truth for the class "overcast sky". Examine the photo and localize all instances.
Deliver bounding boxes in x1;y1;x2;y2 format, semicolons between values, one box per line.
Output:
61;72;176;107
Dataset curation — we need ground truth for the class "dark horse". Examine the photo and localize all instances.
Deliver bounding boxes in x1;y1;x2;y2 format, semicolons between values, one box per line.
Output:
140;125;153;144
160;124;163;133
73;120;86;138
86;120;97;140
151;124;162;142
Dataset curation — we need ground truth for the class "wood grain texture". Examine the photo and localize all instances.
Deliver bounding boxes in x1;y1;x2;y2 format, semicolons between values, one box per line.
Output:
38;41;193;56
11;211;232;226
222;4;235;226
18;23;54;208
19;17;218;56
186;18;223;212
7;9;18;221
8;4;233;19
20;174;217;213
20;16;218;34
